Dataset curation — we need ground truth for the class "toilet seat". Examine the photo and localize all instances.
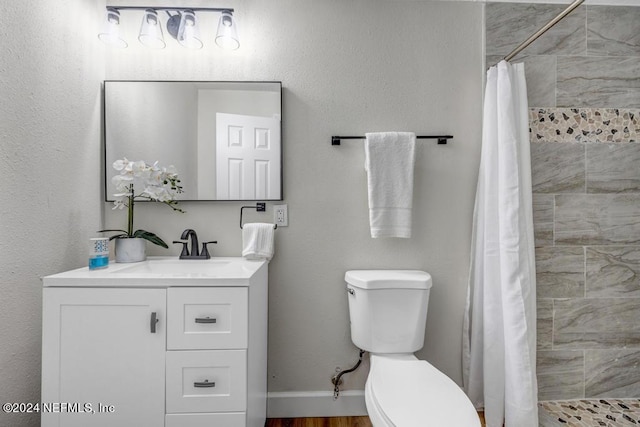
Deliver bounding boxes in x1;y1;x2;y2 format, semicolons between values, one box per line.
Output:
366;355;481;427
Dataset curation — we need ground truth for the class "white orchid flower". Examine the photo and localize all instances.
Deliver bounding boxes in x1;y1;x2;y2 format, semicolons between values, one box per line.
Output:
110;158;183;208
103;158;184;248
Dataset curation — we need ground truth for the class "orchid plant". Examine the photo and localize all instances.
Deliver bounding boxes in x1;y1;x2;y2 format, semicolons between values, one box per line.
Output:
101;158;184;248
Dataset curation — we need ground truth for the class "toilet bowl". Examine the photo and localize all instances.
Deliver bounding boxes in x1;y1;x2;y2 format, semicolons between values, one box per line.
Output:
365;354;480;426
345;270;481;427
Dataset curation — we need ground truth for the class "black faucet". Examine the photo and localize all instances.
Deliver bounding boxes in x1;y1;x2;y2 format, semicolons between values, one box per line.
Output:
173;229;217;260
182;229;199;257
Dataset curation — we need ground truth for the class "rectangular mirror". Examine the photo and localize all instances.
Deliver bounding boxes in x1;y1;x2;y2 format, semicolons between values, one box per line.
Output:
104;81;282;201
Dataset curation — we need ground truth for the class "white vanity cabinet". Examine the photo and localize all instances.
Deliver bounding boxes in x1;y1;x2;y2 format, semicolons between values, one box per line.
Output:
41;257;268;427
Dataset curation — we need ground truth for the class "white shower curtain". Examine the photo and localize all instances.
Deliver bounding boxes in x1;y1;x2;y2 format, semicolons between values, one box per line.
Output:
462;60;538;427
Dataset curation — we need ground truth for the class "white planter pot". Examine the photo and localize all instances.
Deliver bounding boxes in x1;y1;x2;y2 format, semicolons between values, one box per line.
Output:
115;238;147;263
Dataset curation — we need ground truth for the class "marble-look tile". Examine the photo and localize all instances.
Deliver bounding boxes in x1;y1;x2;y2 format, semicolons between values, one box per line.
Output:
555;194;640;245
585;349;640;397
537;405;562;427
587;143;640;193
521;56;557;108
557;56;640;108
537;350;585;401
538;298;553;350
586;246;640;298
536;247;585;298
533;194;554;246
531;142;585;193
485;3;586;58
554;298;640;349
588;6;640;56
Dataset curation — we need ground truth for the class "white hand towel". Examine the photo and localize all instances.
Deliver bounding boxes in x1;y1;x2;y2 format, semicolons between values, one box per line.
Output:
242;223;275;260
365;132;416;238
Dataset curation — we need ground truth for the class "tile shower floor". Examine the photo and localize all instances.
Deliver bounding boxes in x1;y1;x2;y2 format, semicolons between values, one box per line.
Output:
539;399;640;426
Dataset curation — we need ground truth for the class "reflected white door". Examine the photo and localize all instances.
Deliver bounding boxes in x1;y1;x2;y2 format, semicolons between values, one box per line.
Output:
216;113;281;200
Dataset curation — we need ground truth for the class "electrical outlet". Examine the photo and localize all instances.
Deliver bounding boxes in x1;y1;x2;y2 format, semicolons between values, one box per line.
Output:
273;204;288;227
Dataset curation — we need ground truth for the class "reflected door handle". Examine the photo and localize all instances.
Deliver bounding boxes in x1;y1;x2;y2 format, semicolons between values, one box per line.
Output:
150;312;159;333
195;317;217;324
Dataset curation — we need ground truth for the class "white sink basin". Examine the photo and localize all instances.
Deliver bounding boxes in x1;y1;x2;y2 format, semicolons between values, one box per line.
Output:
116;259;231;276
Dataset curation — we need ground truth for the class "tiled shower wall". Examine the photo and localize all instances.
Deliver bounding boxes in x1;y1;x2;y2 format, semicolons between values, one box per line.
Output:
486;3;640;401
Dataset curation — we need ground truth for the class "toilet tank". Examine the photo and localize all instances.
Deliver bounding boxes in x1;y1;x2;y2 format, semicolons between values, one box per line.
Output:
346;270;432;354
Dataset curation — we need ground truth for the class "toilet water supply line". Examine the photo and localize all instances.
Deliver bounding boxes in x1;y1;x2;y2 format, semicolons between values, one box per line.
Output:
332;349;366;400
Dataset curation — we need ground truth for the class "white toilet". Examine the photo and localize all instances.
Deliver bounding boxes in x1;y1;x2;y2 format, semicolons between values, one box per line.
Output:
346;270;481;427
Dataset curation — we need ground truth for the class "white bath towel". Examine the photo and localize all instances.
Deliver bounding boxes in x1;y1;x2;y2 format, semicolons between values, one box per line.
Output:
365;132;416;238
242;223;275;260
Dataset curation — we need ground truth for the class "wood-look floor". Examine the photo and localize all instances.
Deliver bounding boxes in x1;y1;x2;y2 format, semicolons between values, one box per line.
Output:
266;417;372;427
266;412;486;426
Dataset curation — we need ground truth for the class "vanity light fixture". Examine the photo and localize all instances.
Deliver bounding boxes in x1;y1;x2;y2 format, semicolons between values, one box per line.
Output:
176;9;203;49
215;10;239;50
138;9;165;49
98;7;128;49
99;6;239;50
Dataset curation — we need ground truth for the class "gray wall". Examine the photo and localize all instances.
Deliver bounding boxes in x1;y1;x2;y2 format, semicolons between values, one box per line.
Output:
487;3;640;401
0;1;105;426
103;0;484;396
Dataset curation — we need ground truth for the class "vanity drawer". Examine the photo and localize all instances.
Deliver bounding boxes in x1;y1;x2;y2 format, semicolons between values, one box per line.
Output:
167;287;248;350
166;350;247;413
165;412;245;427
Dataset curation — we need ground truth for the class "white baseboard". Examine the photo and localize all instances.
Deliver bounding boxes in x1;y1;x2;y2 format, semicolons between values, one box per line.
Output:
266;390;368;418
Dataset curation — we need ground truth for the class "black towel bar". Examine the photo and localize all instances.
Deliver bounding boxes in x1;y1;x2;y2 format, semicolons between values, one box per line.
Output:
331;135;453;146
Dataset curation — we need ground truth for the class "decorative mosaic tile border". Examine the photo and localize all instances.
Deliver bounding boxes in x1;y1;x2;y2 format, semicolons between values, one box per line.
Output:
539;399;640;426
530;108;640;143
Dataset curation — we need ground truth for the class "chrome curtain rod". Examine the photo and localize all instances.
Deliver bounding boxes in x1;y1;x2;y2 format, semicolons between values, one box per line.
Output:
331;135;453;145
503;0;585;62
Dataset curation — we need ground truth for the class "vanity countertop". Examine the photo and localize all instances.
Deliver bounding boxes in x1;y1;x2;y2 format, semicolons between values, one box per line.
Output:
43;256;267;287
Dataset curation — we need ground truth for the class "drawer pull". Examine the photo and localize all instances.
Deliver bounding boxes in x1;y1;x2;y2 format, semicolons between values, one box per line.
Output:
194;379;216;388
195;316;217;324
150;312;159;333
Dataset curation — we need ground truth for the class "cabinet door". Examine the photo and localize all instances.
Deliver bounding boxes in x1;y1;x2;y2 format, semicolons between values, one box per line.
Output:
42;288;166;427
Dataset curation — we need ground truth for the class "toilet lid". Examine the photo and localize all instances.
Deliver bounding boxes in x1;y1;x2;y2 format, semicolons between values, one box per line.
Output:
369;358;480;427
